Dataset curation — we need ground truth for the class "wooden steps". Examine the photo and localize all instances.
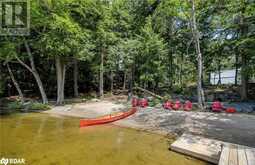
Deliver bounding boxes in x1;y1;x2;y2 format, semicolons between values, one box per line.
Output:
170;133;255;165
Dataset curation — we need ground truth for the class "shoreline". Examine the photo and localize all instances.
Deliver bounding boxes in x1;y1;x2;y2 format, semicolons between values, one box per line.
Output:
44;101;255;148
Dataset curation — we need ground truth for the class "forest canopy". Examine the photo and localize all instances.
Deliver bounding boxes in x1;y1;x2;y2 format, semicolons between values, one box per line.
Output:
0;0;254;106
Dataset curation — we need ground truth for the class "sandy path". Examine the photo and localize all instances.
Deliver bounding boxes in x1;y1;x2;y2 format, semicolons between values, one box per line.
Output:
44;100;125;118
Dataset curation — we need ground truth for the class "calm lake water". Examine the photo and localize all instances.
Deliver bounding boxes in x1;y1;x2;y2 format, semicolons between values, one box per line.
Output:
0;113;208;165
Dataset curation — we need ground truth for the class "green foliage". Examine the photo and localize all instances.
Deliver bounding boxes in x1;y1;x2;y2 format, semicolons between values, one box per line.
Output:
0;73;5;97
80;93;97;100
148;98;161;107
7;101;50;110
162;95;171;102
29;103;50;110
107;38;139;72
1;0;255;100
7;101;23;110
172;85;183;94
30;0;95;62
137;17;167;87
0;38;21;65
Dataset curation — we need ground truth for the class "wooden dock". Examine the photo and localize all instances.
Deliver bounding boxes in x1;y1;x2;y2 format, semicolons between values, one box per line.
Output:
219;145;255;165
170;133;255;165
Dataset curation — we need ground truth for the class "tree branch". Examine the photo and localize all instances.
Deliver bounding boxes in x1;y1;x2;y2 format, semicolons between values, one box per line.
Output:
24;41;36;71
15;55;33;73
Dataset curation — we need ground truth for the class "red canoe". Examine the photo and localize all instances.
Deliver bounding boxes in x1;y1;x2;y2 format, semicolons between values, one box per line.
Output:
79;108;137;127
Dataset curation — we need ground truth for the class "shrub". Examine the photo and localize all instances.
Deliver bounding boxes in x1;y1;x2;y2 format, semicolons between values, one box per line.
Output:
173;85;183;94
0;81;4;97
7;101;23;110
7;101;50;111
81;93;96;100
29;103;50;110
149;98;161;107
163;95;171;102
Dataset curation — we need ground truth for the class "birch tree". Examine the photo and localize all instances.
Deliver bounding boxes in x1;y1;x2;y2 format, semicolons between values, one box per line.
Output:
190;0;205;109
16;41;48;104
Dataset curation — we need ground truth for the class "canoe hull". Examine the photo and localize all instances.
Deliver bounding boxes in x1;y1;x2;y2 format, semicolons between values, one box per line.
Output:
79;108;137;127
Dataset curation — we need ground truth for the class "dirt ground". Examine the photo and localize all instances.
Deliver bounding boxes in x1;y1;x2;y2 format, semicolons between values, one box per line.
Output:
45;100;125;118
45;100;255;148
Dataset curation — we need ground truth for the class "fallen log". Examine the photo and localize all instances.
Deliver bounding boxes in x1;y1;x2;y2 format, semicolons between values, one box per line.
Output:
133;86;163;100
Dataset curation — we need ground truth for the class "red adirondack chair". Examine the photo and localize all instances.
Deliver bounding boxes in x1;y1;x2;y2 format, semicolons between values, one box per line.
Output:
184;100;192;111
173;100;182;110
211;101;224;112
132;98;139;107
139;98;148;108
163;100;173;110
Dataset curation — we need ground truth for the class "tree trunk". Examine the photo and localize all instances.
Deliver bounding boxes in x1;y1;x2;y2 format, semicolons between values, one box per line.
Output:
99;48;104;99
167;17;174;88
7;63;25;103
179;54;183;87
123;71;127;90
128;66;134;101
240;10;248;101
235;52;238;85
191;0;205;109
110;70;114;95
16;41;48;104
241;53;248;100
208;73;211;85
217;61;221;85
73;58;79;98
55;56;66;105
169;51;173;87
25;42;48;104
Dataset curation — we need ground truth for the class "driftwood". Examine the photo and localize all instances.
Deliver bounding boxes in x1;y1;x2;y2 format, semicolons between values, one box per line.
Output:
133;87;163;100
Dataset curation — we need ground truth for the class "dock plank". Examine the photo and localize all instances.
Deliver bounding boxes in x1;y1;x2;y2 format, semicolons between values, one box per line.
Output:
218;146;229;165
228;146;238;165
246;148;255;165
219;145;255;165
237;146;248;165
